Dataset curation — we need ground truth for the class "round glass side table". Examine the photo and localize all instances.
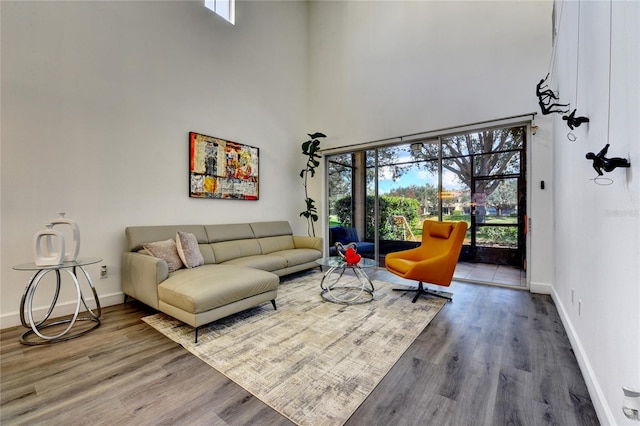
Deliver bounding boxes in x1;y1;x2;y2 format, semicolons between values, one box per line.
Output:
13;257;102;345
316;256;377;304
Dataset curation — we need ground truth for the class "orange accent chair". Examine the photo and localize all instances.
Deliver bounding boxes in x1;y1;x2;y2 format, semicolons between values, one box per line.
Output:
385;220;468;303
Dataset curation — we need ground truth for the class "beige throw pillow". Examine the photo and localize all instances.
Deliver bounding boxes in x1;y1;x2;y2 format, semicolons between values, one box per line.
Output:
142;239;184;272
176;231;204;268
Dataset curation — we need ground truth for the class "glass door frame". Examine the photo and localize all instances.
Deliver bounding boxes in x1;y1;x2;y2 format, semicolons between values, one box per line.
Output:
324;117;532;286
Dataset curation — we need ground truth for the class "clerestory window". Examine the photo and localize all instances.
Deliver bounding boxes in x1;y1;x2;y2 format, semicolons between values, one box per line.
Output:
205;0;235;25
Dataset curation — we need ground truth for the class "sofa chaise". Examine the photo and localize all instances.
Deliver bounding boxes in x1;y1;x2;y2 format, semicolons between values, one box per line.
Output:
122;221;323;341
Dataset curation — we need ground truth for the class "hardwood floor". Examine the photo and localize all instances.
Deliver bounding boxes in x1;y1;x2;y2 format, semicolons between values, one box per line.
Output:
1;269;599;426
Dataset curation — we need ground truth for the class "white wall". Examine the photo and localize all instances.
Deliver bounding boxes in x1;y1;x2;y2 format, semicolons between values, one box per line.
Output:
551;1;640;424
0;0;310;327
308;0;640;422
309;0;551;142
5;1;636;423
307;0;555;291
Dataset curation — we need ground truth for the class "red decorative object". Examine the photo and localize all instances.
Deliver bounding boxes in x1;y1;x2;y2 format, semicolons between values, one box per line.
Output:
345;247;361;265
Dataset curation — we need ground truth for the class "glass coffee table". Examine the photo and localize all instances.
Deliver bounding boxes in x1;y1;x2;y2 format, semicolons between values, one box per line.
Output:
316;257;377;304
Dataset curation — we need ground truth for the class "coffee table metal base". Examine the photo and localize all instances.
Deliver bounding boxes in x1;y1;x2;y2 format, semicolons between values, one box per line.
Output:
320;264;375;305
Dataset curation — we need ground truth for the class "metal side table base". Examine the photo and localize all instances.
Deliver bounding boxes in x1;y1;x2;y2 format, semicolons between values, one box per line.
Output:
15;258;102;345
317;257;377;305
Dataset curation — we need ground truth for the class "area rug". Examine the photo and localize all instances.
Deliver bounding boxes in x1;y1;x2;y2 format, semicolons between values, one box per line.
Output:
142;271;446;426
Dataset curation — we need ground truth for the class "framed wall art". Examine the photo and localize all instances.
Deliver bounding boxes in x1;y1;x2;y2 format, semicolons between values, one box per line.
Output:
189;132;259;200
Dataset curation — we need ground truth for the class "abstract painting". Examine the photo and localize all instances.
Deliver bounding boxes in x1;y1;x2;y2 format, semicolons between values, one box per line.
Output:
189;132;259;200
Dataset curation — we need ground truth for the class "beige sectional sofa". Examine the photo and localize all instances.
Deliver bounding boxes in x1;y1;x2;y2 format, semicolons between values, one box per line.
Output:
122;221;322;341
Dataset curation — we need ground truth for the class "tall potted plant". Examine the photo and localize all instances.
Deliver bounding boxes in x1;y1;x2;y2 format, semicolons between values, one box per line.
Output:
299;132;326;237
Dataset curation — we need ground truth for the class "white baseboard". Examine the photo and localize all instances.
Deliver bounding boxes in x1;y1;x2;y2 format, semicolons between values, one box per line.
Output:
529;280;552;294
551;287;615;425
0;292;124;330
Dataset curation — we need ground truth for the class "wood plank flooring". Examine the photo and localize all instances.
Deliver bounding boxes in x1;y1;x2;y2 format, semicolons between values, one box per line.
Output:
1;269;599;425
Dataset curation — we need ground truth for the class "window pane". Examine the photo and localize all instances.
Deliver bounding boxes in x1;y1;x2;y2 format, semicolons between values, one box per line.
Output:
205;0;235;25
474;178;518;248
328;154;353;228
441;162;471;245
410;139;439;161
375;146;405;166
441;134;471;157
473;151;520;177
442;127;524;157
474;178;519;224
215;0;232;23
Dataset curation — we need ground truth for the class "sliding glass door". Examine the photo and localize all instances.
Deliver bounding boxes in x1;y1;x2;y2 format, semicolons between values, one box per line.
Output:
440;127;526;265
325;124;527;268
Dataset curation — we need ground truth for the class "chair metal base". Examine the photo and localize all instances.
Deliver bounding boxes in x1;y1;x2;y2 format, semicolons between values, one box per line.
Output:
393;281;453;303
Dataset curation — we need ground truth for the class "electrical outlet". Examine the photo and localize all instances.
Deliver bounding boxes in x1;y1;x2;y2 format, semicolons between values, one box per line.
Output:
100;265;108;279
